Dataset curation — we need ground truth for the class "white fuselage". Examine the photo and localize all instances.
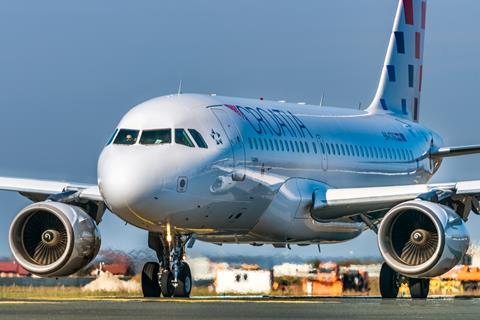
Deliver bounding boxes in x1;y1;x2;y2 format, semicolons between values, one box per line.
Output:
97;93;443;245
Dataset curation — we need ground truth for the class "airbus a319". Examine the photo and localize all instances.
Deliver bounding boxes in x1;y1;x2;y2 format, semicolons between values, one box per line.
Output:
3;0;479;299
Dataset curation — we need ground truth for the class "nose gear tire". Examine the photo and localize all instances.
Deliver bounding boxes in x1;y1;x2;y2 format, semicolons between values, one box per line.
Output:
174;262;192;298
161;269;175;297
141;262;161;298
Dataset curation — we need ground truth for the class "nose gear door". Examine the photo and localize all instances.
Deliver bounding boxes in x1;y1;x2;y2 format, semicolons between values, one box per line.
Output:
210;107;246;181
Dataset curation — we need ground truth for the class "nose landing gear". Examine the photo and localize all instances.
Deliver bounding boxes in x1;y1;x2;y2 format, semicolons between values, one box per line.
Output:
141;231;192;298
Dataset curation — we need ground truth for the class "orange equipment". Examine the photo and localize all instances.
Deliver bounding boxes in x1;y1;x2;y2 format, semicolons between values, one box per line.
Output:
302;262;343;296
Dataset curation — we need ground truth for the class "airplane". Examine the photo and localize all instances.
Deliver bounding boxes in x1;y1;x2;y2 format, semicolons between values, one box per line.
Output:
3;0;480;299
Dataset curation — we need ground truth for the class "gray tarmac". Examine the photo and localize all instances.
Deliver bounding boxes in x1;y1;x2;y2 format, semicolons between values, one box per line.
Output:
1;296;480;320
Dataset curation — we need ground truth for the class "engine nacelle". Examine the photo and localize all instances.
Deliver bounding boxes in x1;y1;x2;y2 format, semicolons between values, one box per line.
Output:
378;200;470;278
9;201;101;277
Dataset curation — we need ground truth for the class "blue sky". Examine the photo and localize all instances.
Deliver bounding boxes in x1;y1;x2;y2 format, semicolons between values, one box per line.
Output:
0;0;479;259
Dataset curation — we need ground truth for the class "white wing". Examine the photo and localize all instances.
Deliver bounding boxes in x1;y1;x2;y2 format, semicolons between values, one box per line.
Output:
311;180;480;221
0;176;102;202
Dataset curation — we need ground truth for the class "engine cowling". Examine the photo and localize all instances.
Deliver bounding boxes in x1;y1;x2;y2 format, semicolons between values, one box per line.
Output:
378;200;470;278
9;201;101;277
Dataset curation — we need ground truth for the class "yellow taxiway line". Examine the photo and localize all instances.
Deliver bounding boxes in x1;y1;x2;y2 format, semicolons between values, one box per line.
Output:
0;297;339;304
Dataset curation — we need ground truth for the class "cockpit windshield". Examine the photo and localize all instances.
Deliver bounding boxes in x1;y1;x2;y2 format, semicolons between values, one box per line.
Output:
106;129;118;145
140;129;171;145
113;129;139;145
188;129;208;149
175;129;194;147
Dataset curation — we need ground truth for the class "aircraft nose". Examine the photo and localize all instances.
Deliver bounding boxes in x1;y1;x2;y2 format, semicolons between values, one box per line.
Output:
97;147;152;215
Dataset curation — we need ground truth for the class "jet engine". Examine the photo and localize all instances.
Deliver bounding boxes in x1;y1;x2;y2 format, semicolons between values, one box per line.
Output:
9;201;101;277
378;200;470;278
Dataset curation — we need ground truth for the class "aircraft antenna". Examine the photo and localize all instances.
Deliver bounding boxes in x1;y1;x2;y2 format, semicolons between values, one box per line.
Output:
177;80;183;95
320;94;325;107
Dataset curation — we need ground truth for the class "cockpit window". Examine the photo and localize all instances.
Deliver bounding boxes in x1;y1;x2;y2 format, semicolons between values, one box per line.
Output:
188;129;208;149
175;129;194;147
106;129;118;145
113;129;139;145
140;129;172;145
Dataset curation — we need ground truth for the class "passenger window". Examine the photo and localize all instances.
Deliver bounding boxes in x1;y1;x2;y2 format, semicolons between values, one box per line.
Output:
355;145;359;157
365;146;370;158
285;140;290;152
175;129;194;147
106;129;118;145
331;144;336;155
114;129;139;145
335;144;340;155
295;141;300;152
248;138;253;149
326;143;331;155
259;139;264;150
312;142;317;154
254;138;258;150
279;140;285;151
188;129;208;148
141;129;172;145
345;145;351;156
264;139;269;151
274;140;279;151
387;148;392;159
349;145;355;156
269;139;274;151
340;144;345;156
360;146;365;157
290;141;295;152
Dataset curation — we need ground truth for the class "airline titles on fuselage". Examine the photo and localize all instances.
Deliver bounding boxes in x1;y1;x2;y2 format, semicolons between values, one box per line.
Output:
224;104;313;139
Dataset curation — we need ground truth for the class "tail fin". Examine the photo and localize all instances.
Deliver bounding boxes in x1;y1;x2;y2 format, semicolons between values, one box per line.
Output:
367;0;427;122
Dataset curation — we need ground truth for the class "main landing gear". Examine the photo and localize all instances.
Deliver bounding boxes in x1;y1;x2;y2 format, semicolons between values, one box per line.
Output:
379;263;430;299
141;228;192;298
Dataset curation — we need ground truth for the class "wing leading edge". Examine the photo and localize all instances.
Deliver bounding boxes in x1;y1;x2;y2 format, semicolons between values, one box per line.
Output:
0;176;102;202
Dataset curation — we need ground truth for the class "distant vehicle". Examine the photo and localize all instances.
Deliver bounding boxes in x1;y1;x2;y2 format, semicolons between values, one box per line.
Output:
439;265;480;292
302;262;343;296
2;0;478;299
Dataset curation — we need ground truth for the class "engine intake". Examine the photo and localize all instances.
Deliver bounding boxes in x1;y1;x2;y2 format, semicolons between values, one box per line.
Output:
378;200;469;278
9;201;101;277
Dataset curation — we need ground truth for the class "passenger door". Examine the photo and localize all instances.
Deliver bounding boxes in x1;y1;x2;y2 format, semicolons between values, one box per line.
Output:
317;135;328;171
210;107;246;181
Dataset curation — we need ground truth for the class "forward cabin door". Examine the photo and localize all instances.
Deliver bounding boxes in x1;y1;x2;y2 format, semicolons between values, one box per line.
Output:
210;107;246;181
317;135;328;171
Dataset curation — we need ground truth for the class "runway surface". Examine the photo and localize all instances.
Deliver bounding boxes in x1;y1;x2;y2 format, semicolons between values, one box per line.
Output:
1;296;480;320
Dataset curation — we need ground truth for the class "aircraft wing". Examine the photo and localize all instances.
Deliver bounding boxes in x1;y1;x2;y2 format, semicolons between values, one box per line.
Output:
311;180;480;221
0;176;103;202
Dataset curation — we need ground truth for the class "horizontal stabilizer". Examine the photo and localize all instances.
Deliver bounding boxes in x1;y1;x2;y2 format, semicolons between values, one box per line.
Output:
430;145;480;158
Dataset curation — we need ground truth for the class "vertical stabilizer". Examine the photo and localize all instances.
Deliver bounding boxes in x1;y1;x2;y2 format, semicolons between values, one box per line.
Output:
367;0;427;122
